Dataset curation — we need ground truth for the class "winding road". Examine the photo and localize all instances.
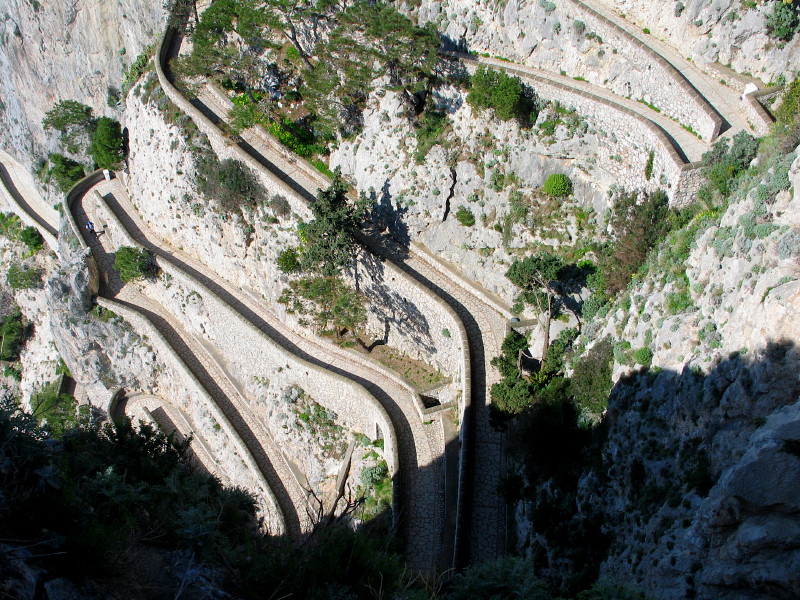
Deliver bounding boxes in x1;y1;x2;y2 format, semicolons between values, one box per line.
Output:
0;0;778;573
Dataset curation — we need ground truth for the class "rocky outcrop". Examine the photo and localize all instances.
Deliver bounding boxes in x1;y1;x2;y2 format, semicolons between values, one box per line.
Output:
512;145;800;598
46;243;157;413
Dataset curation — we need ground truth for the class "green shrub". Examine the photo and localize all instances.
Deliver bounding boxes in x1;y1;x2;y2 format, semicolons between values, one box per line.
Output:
765;0;799;41
543;173;573;197
455;206;476;226
644;150;655;180
269;194;291;218
666;289;693;314
633;346;653;367
47;154;85;193
7;263;41;290
0;306;27;361
31;382;78;438
19;227;44;253
414;109;449;163
276;248;301;273
196;156;264;213
467;66;534;121
114;246;157;282
700;131;758;197
570;338;613;415
448;556;548;600
42;100;93;133
90;117;124;169
360;462;388;487
268;119;326;158
491;377;534;415
597;189;672;295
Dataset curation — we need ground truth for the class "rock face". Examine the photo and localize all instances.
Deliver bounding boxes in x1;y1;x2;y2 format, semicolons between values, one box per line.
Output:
603;0;800;85
0;0;164;167
47;242;158;413
511;145;800;599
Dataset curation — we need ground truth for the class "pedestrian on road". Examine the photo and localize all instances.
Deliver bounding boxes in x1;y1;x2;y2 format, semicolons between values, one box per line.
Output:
86;220;96;236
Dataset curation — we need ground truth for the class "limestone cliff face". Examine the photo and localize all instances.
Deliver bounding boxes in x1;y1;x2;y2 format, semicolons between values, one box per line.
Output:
414;0;799;87
0;0;164;167
512;145;800;599
604;0;800;84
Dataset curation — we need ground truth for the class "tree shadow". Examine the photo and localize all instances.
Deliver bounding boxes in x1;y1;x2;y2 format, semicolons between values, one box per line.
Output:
364;179;411;248
354;250;436;357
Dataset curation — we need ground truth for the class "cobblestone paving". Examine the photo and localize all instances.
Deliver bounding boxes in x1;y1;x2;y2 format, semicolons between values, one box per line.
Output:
74;183;303;537
577;0;755;139
95;180;447;569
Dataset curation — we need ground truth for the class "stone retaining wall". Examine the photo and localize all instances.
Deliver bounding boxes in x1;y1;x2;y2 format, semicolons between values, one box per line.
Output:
96;295;286;535
156;28;312;220
564;0;723;141
155;258;400;477
743;87;781;137
92;184;399;513
472;57;702;206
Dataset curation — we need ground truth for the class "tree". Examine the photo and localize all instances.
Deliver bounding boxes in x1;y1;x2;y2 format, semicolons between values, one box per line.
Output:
279;275;366;335
90;117;124;169
597;189;670;295
300;171;368;276
506;252;565;363
47;154;85;192
42;100;94;133
467;66;531;121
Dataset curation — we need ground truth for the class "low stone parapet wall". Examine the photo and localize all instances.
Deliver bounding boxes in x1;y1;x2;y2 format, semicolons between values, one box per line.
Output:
564;0;723;141
96;295;286;535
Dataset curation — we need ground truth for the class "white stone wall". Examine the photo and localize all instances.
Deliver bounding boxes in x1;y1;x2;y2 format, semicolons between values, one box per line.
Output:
417;0;721;140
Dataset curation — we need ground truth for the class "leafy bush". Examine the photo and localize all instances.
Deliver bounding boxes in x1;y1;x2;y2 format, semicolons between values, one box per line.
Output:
31;382;78;438
414;109;449;163
269;194;291;218
765;0;799;41
19;226;44;253
196;156;264;213
449;556;549;600
276;248;301;273
0;306;28;361
633;346;653;367
700;131;759;197
360;462;388;487
455;205;476;226
644;150;655;180
89;117;124;169
47;154;85;193
597;189;671;295
7;263;41;289
114;246;157;282
543;173;573;197
491;376;535;415
42;100;94;132
570;338;613;415
268;119;326;158
467;66;534;121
